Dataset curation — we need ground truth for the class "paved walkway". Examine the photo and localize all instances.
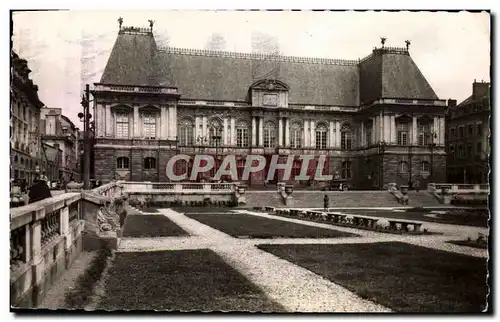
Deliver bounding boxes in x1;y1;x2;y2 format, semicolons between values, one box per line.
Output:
116;208;488;312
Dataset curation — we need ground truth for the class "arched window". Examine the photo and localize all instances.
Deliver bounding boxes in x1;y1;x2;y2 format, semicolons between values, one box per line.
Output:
115;113;130;138
290;122;302;148
421;161;430;172
208;118;223;146
398;161;408;173
117;157;129;169
144;157;156;169
315;123;328;149
341;161;352;180
143;114;156;139
263;121;277;148
236;120;249;147
397;121;409;146
178;118;194;146
340;124;352;150
418;122;432;146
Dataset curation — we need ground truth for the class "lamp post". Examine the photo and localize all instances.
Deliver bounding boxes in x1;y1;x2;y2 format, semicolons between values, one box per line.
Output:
429;131;438;183
78;84;92;190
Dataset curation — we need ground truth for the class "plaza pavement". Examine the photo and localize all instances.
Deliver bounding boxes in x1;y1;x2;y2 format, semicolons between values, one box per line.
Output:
116;208;488;312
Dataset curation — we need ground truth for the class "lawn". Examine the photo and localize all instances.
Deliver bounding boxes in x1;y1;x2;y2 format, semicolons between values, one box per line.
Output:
185;212;358;239
327;209;488;228
121;215;188;238
97;249;285;312
258;242;488;313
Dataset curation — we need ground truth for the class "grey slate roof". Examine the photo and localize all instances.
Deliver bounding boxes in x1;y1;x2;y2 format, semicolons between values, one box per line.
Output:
100;31;440;106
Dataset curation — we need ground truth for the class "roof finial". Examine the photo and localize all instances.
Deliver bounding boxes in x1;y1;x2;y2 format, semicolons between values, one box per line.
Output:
405;40;411;51
118;17;123;30
148;19;155;32
380;37;387;48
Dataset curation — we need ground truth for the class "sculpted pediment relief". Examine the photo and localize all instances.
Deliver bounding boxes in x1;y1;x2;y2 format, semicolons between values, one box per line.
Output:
250;79;290;92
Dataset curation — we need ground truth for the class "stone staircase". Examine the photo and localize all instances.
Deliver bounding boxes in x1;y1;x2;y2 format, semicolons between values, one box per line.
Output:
405;191;443;207
245;191;284;208
245;191;403;208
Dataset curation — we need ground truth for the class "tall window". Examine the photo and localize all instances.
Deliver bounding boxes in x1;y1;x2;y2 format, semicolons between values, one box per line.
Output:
144;157;156;169
477;142;482;154
458;126;465;139
458;145;464;158
208;119;223;145
340;124;352;150
236;121;249;147
467;143;472;157
117;157;129;169
175;159;191;178
450;128;456;139
365;123;373;146
341;161;352;180
398;161;408;173
263;121;277;148
397;122;409;146
290;122;302;148
315;124;328;149
418;123;431;146
421;161;430;172
178;119;194;146
143;114;156;139
115;114;129;138
467;124;474;137
477;123;483;136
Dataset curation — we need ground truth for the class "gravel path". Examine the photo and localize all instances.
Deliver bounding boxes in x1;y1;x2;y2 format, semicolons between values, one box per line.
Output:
38;251;97;309
114;207;487;312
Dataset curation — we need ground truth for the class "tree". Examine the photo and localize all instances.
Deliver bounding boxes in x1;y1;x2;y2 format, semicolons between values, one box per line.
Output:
205;33;227;51
250;31;281;80
251;31;280;55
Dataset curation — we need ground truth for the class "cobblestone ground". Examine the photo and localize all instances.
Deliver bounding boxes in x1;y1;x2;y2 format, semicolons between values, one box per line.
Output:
117;208;488;312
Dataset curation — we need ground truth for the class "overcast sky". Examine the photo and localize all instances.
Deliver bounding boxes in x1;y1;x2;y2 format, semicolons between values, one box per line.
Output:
12;10;490;126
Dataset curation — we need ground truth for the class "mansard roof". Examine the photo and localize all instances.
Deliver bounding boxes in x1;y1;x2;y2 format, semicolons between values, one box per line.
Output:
100;28;440;106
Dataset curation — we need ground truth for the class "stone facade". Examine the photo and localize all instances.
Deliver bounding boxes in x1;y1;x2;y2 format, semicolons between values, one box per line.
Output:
92;27;451;189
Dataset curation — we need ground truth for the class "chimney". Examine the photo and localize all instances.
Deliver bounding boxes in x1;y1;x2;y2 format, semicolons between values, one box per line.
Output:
473;80;490;100
447;99;457;107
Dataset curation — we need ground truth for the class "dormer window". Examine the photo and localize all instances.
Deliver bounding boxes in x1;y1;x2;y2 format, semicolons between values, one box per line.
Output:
249;79;290;108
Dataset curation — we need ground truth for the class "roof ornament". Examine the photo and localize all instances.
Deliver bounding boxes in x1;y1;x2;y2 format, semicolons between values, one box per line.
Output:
405;40;411;51
148;19;155;32
380;37;387;48
118;17;123;30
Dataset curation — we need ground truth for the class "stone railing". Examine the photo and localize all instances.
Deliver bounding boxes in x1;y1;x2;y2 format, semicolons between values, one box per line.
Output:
121;181;235;194
428;183;490;195
93;83;179;95
10;181;122;308
10;192;83;307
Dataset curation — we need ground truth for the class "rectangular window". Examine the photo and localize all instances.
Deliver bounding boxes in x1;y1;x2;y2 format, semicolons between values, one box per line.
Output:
397;131;407;146
477;123;483;136
467;144;472;157
236;128;249;147
450;128;456;139
467;124;473;137
116;114;129;138
477;142;482;154
315;131;327;149
143;114;156;139
263;129;276;148
458;126;465;139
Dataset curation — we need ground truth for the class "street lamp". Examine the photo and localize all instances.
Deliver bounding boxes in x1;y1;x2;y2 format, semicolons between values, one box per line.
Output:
78;84;93;190
429;131;438;183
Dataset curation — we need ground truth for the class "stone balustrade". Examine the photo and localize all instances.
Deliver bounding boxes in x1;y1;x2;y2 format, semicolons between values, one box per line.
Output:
121;181;235;194
428;183;490;195
10;182;121;308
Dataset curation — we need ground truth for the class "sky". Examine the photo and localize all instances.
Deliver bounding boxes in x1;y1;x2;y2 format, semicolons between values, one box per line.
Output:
12;10;490;126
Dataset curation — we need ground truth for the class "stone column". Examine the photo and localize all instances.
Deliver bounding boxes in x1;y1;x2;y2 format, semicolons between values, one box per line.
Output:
258;117;264;146
202;116;207;138
223;117;228;146
230;117;236;146
310;120;316;148
278;118;283;147
133;106;140;137
335;121;341;148
379;111;384;143
161;106;168;139
252;117;257;146
285;118;290;147
412;116;418;145
360;121;365;147
433;116;439;145
303;119;309;147
329;121;335;147
105;105;113;137
383;115;391;143
155;112;161;138
169;105;177;140
439;117;445;145
390;115;396;144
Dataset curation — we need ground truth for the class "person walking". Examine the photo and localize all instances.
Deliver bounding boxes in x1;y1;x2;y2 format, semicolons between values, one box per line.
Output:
323;194;329;211
414;179;420;193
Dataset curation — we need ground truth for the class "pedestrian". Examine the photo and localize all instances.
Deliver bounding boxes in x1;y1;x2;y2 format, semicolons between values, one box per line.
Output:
414;179;420;193
323;194;329;211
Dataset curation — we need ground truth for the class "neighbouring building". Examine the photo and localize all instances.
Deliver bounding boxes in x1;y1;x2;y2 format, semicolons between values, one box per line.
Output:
92;24;452;189
39;108;80;183
445;81;490;184
11;51;44;185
